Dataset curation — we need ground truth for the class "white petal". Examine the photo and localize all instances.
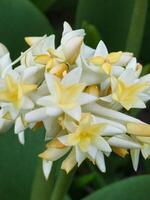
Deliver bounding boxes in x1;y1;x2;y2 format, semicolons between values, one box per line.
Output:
43;117;61;140
88;145;97;160
119;68;137;85
64;106;81;121
75;146;86;166
45;73;59;95
141;144;150;159
94;115;126;132
102;125;124;136
78;93;97;105
96;151;106;172
25;108;48;122
95;136;112;153
83;103;143;124
22;97;34;110
42;160;53;180
108;135;141;149
63;118;77;133
62;21;73;36
116;52;133;66
22;66;44;84
126;57;137;70
46;106;62;117
0;43;9;57
80;44;95;58
15;116;25;134
58;135;68;145
111;65;124;77
62;67;82;86
94;40;108;57
37;96;53;107
18;131;25;145
130;149;140;171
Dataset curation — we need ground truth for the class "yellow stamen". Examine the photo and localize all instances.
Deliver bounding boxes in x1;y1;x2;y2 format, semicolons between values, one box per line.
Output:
0;75;37;108
112;78;149;110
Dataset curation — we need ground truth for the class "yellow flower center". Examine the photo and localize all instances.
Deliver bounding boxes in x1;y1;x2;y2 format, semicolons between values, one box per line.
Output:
89;51;122;75
54;79;85;109
34;49;68;78
0;75;37;108
112;79;149;110
67;114;106;151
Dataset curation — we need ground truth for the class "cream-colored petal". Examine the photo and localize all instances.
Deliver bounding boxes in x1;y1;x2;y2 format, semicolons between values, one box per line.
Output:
130;149;140;171
127;123;150;136
42;160;53;180
94;40;108;57
108;135;141;149
96;151;106;172
62;67;82;86
61;149;77;174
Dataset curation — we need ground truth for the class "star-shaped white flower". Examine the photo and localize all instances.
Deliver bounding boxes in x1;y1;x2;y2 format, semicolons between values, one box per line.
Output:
25;67;97;124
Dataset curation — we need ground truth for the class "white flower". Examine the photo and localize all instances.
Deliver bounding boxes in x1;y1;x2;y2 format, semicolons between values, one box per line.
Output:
25;67;97;124
77;40;133;85
0;70;37;143
19;22;85;82
101;62;150;110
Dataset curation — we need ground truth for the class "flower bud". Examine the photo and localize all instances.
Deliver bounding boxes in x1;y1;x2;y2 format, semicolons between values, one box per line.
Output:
63;36;83;65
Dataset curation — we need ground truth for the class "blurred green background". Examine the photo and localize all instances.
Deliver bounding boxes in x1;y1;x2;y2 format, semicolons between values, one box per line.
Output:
0;0;150;200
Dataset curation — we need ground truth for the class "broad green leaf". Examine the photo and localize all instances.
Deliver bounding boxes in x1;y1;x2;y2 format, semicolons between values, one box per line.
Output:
82;175;150;200
76;0;135;51
0;128;45;200
125;0;148;57
30;0;56;12
0;1;53;199
0;0;53;59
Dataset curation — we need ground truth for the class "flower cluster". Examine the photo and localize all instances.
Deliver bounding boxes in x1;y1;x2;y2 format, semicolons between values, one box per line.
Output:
0;22;150;179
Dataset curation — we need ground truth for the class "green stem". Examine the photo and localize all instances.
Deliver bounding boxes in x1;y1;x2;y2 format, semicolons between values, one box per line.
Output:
30;159;56;200
50;168;76;200
125;0;148;57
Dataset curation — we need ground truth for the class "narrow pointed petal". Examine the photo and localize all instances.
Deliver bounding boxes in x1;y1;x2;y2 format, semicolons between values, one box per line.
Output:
42;160;53;180
130;149;140;171
94;40;108;57
62;67;82;86
108;135;141;149
61;149;77;174
96;151;106;172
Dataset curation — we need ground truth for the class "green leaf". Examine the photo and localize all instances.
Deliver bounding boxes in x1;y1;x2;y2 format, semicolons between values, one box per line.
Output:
0;1;53;199
125;0;148;57
30;0;56;12
76;0;135;51
0;128;45;200
0;0;53;59
82;175;150;200
82;21;101;48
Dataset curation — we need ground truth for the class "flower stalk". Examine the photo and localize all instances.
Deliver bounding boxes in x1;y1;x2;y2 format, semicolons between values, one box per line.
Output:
50;168;76;200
